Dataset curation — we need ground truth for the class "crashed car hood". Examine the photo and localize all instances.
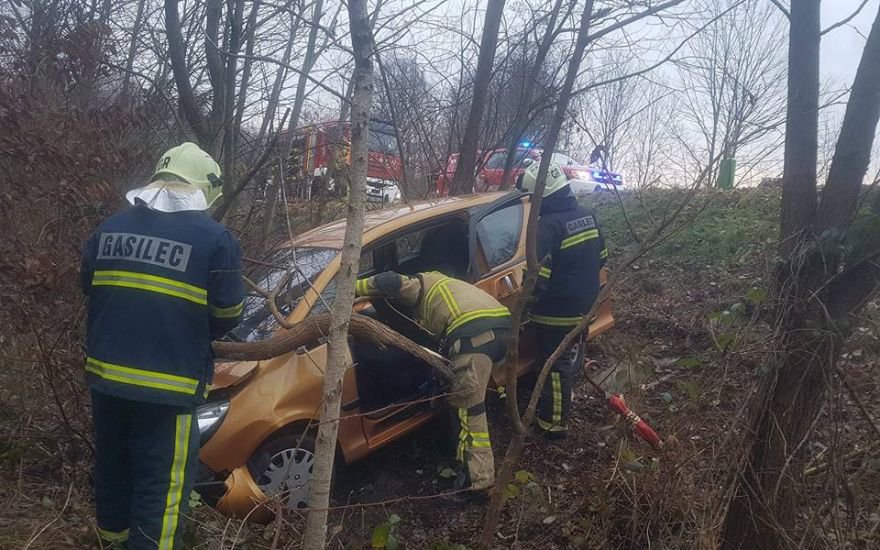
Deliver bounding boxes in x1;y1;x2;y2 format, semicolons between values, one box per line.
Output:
213;361;259;390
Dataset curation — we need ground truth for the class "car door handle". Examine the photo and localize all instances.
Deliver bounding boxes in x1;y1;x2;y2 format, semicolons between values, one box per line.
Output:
499;274;517;296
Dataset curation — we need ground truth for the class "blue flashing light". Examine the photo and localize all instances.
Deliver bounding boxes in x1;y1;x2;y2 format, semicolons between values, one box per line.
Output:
592;171;603;179
520;141;532;147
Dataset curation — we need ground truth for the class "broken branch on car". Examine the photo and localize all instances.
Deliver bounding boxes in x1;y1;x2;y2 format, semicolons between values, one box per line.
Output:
212;312;455;382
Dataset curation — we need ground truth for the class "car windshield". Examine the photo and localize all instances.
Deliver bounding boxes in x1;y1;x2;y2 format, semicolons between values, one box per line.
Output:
226;247;338;342
369;121;400;156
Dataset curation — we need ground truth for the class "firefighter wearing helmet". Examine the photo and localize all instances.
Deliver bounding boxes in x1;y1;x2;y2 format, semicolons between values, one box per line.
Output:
81;143;244;549
355;271;510;501
518;159;608;438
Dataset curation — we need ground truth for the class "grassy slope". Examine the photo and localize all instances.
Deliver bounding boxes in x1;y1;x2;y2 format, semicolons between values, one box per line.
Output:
593;187;780;268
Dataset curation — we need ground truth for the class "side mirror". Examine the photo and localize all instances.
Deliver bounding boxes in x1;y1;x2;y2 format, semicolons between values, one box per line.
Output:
521;157;534;167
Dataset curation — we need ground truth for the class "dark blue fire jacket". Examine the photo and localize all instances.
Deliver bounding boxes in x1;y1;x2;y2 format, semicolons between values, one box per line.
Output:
80;201;244;407
531;187;608;328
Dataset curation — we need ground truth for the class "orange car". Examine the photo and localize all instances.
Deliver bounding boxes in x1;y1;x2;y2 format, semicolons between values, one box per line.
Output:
194;191;614;519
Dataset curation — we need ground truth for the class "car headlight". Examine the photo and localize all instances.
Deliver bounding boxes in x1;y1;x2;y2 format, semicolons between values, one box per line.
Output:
197;400;230;445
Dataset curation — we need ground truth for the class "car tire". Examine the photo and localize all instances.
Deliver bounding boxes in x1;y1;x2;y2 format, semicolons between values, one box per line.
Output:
594;185;604;193
249;431;324;511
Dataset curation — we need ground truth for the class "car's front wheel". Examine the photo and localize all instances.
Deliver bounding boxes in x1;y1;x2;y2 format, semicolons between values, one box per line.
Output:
251;432;317;510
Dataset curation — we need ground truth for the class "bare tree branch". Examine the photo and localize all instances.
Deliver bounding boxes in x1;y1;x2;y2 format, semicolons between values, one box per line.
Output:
769;0;791;20
822;0;871;35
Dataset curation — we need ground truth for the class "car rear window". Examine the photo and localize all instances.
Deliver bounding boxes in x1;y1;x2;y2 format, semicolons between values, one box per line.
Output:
226;247;338;342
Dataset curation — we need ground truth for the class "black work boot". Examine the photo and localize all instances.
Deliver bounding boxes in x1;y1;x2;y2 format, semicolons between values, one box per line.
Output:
530;422;568;441
442;468;492;504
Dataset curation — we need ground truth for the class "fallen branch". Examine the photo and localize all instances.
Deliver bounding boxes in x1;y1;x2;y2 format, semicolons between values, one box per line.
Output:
212;312;454;382
804;440;880;477
243;272;295;329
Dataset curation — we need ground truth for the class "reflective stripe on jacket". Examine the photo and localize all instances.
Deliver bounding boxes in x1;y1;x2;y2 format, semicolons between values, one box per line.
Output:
355;271;511;347
531;188;607;328
80;202;245;407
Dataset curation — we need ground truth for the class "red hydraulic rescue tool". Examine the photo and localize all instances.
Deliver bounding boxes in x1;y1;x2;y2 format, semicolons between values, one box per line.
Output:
584;360;664;451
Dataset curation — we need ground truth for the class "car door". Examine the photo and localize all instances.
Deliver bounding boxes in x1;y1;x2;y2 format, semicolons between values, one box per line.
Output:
467;193;541;382
467;192;527;305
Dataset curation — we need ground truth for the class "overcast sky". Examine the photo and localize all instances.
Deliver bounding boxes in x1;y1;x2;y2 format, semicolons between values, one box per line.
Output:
821;0;879;84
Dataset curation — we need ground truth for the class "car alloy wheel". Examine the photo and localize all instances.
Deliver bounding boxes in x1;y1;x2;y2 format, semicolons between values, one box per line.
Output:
254;434;316;510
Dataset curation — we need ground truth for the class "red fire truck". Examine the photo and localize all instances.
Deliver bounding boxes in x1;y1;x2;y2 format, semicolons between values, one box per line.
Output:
287;119;403;202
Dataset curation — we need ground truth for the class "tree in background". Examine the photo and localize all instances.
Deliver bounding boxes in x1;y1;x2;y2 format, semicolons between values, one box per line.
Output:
449;0;506;195
721;1;880;547
673;0;787;187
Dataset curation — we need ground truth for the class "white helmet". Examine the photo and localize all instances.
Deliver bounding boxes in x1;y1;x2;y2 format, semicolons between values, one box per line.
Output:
126;142;223;212
519;159;568;197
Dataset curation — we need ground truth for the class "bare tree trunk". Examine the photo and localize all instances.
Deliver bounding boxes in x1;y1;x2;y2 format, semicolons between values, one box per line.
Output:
817;5;880;232
374;46;410;201
257;10;300;248
495;0;566;431
205;0;227;148
499;0;566;190
317;80;355;201
121;0;147;101
164;0;210;144
221;0;245;201
232;0;261;158
778;0;820;256
480;2;596;546
301;0;373;546
720;4;880;549
449;0;506;195
260;161;282;253
720;4;823;546
257;11;299;145
285;0;325;140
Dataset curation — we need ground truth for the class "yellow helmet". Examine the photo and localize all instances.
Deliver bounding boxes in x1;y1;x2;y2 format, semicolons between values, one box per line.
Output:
151;142;224;207
520;159;568;197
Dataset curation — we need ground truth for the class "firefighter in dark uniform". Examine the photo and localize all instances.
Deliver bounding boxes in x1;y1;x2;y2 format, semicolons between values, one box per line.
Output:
80;143;245;549
355;272;510;498
518;160;608;439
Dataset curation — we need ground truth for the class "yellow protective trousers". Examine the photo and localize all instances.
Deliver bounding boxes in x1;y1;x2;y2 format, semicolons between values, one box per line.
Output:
447;328;508;491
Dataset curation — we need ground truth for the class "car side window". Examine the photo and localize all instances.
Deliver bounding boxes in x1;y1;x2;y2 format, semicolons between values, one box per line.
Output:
359;249;374;275
476;202;523;269
396;231;424;263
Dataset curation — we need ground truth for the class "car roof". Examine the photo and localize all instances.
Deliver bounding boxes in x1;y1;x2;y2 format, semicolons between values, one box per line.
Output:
287;192;511;249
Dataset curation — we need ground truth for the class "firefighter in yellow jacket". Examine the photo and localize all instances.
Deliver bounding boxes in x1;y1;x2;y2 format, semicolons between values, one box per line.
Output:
355;271;510;499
